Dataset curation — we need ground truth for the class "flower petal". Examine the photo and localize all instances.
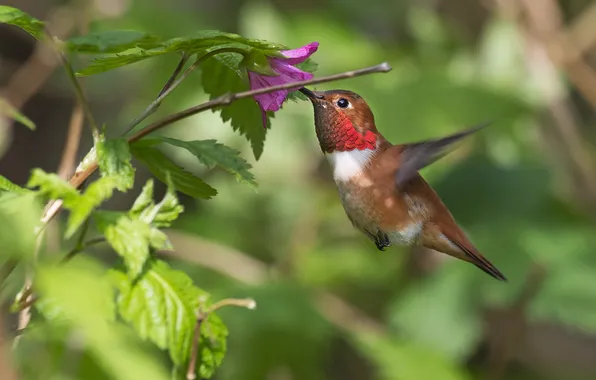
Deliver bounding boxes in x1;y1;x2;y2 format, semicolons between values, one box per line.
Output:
249;71;290;112
279;42;319;65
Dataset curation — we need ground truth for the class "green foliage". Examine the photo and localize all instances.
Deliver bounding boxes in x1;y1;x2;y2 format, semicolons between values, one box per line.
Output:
75;30;286;76
94;179;181;278
0;6;45;40
110;259;228;378
131;140;217;199
156;137;257;187
97;137;135;191
34;257;171;380
129;179;184;228
0;174;30;194
66;30;160;54
0;98;35;130
200;55;267;159
96;212;156;279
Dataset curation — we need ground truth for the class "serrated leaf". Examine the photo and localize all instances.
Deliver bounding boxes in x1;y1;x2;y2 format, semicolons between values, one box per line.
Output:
65;176;120;238
0;98;35;130
0;6;45;40
0;192;41;259
76;47;168;76
94;211;154;279
27;169;80;205
201;56;267;159
66;30;160;54
35;256;170;380
77;30;285;76
156;137;256;187
130;179;184;228
97;138;135;191
110;259;228;377
0;174;29;194
130;142;217;199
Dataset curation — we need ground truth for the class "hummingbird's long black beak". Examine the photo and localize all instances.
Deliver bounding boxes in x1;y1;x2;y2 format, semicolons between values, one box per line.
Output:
299;87;324;100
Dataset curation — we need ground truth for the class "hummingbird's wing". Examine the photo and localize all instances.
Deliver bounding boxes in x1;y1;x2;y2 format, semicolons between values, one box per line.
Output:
394;123;489;190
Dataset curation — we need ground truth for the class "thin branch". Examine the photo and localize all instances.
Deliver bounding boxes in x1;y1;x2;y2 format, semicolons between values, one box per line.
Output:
206;298;257;313
158;53;190;98
57;105;85;179
124;53;190;135
61;237;106;263
128;62;392;143
186;304;204;380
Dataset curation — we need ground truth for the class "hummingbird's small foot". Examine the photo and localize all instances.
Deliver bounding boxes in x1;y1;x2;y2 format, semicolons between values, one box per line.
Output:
374;232;391;251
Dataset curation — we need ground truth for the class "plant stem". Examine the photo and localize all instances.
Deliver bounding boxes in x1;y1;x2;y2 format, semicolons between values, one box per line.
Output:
43;29;100;142
124;54;190;135
186;304;204;380
61;237;107;263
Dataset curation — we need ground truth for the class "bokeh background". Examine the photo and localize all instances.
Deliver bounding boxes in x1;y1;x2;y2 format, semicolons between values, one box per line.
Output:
3;0;596;379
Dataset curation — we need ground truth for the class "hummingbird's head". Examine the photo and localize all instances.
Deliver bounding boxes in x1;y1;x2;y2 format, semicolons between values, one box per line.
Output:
299;87;380;153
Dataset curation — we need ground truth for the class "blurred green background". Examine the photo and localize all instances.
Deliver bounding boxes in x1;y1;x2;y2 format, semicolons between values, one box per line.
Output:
3;0;596;379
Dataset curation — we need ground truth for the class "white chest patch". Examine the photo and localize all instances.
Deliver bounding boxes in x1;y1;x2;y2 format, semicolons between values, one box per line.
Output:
328;150;375;182
387;223;423;246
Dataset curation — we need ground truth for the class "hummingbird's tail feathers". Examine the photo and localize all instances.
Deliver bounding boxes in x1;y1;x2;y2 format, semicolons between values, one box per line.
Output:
394;123;490;190
448;237;507;282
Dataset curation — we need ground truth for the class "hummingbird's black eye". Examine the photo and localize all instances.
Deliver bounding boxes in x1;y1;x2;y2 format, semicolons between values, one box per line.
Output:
336;98;350;108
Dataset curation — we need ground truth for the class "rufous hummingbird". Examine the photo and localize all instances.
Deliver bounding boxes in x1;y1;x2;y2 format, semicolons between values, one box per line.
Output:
299;87;506;281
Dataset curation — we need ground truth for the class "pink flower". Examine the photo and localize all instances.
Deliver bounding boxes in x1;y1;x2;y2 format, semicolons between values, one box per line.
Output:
248;42;319;128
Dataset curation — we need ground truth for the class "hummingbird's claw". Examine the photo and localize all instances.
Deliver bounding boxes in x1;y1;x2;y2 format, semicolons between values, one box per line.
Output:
373;232;391;251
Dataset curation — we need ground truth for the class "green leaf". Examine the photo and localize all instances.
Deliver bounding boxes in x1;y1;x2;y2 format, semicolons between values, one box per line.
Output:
27;169;80;205
77;30;285;76
97;137;135;191
65;176;120;238
76;47;168;76
66;30;160;54
0;6;45;40
156;137;256;187
0;174;29;194
130;179;184;228
0;192;41;260
35;256;170;380
95;211;155;279
200;56;267;159
0;98;35;129
110;259;228;377
130;141;217;199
